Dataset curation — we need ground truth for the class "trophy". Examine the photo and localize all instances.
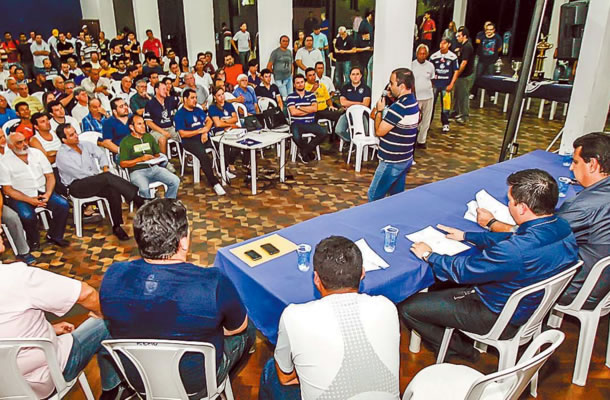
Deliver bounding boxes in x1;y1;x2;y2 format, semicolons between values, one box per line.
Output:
511;61;522;79
533;33;553;80
494;58;503;75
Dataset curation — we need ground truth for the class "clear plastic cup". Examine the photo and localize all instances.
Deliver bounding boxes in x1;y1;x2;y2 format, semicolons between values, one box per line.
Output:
383;226;399;253
562;154;573;167
558;176;571;198
296;244;312;272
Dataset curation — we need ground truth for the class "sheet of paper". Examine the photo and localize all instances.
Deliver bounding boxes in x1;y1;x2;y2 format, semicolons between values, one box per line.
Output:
475;190;516;225
139;153;168;166
464;200;478;223
230;234;298;267
406;226;470;256
355;238;389;272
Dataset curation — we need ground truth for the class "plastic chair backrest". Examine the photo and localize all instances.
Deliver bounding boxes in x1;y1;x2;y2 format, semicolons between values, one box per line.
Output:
2;118;21;135
110;80;122;95
233;102;248;119
32;91;44;103
102;339;220;400
464;330;565;400
0;338;71;399
346;105;372;140
483;261;581;342
563;256;610;311
258;97;277;112
79;130;102;144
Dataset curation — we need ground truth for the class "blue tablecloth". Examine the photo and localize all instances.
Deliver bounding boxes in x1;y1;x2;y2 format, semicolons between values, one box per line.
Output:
476;75;573;103
213;150;578;343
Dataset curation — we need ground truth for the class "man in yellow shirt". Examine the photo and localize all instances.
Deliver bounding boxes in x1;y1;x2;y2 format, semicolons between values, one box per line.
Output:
304;67;341;126
99;59;117;78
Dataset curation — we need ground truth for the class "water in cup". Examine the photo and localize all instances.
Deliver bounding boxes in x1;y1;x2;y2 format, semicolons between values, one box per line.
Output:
562;154;573;167
558;176;571;198
383;226;399;253
297;244;312;272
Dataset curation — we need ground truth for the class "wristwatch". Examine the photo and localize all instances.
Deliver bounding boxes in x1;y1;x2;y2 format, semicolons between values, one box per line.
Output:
486;218;498;230
422;251;431;262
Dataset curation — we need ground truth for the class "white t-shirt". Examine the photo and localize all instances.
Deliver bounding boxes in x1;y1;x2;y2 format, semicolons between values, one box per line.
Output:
295;48;323;75
319;75;336;94
0;262;81;399
30;41;50;68
275;293;400;400
232;31;251;52
0;147;52;196
194;72;213;91
50;115;82;136
411;59;435;101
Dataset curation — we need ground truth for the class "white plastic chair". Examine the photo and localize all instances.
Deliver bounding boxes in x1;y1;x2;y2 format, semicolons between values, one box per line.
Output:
180;148;218;184
167;138;182;167
1;223;19;255
0;338;94;400
70;195;113;237
435;261;581;397
35;207;51;230
257;97;277;112
233;102;248;118
2;118;20;134
403;330;565;400
286;112;322;163
548;256;610;386
32;91;44;103
79;130;102;143
344;105;378;172
102;339;234;400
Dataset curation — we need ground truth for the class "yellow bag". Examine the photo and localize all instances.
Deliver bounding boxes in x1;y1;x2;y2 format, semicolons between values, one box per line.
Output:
443;91;452;109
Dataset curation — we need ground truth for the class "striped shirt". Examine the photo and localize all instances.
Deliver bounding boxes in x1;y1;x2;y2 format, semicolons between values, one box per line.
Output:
378;93;419;163
286;91;317;124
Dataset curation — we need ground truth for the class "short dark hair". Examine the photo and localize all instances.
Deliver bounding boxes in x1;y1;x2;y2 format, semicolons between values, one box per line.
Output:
314;61;324;68
506;169;558;215
55;123;72;141
279;35;289;42
260;68;272;77
392;67;415;91
134;199;189;260
127;113;142;127
457;26;470;38
81;62;92;69
169;60;178;68
46;100;62;113
305;35;314;41
313;236;363;291
15;102;29;113
573;132;610;174
182;88;196;99
305;67;315;75
146;29;152;34
293;73;305;83
30;112;48;127
110;97;123;111
350;66;363;75
248;58;258;67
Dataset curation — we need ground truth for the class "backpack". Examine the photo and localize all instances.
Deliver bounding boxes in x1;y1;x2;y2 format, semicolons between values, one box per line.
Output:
262;106;288;129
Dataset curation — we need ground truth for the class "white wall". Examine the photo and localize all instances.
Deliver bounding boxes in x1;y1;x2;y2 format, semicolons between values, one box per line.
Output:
183;0;216;65
543;0;568;79
371;0;417;102
258;0;293;68
80;0;117;39
132;0;161;51
453;0;468;27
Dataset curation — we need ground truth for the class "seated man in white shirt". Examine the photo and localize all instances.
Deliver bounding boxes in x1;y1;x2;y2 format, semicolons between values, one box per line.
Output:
259;236;400;400
47;100;81;135
1;132;70;250
0;259;130;400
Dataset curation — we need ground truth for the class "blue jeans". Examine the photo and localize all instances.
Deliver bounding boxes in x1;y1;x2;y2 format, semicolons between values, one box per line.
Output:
334;60;351;89
6;192;69;243
258;358;301;400
367;159;412;202
129;166;180;199
63;318;121;391
275;77;293;100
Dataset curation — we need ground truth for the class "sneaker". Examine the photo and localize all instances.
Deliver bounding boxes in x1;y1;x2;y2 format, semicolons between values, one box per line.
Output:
213;183;226;196
166;163;177;173
226;169;237;179
449;113;460;120
442;124;450;133
16;253;36;264
469;94;475;100
456;116;467;124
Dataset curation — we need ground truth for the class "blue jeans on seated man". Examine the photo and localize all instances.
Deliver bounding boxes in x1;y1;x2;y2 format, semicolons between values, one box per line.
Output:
129;165;180;199
367;159;413;202
258;357;301;400
291;122;328;157
63;317;122;392
6;192;69;244
275;77;293;100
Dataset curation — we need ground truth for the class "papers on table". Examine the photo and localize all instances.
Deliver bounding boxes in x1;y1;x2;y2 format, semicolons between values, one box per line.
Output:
406;226;470;256
464;190;516;225
355;239;389;272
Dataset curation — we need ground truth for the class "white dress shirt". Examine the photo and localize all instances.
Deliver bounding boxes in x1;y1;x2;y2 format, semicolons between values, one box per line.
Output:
0;147;52;197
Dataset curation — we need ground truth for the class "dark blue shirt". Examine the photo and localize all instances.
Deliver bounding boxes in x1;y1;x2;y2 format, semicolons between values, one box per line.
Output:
255;83;281;101
378;93;419;163
174;106;208;141
285;91;316;124
208;102;236;134
143;96;179;129
102;116;131;146
428;215;579;325
430;50;459;89
100;259;247;391
340;82;371;103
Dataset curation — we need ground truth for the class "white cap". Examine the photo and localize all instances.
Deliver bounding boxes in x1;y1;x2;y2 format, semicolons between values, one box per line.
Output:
237;74;248;81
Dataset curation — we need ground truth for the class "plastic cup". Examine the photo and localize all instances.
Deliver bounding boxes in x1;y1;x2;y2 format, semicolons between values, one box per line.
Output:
383;226;399;253
562;154;573;167
296;244;312;272
558;176;571;198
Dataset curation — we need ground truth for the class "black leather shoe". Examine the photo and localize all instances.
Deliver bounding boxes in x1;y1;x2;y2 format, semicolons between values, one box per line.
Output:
113;226;129;241
99;383;136;400
28;241;41;252
45;235;70;247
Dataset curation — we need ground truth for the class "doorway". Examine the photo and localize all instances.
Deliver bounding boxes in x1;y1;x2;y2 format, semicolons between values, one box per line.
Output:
157;0;188;59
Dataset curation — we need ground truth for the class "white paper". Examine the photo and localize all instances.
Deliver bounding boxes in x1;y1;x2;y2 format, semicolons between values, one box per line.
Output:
464;200;478;223
139;153;168;166
406;226;470;256
475;190;516;225
355;238;389;272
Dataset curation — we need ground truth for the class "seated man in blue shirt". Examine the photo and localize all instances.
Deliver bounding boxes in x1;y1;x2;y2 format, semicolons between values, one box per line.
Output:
233;73;260;115
401;169;579;360
100;198;255;397
286;74;328;163
174;88;226;196
102;97;131;155
334;66;371;143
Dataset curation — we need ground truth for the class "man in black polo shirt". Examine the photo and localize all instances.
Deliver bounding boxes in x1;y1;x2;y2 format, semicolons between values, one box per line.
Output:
335;66;371;143
452;26;475;124
333;26;355;89
143;82;180;171
255;69;283;110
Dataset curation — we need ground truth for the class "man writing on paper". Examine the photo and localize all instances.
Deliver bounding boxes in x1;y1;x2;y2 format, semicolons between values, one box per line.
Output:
400;169;578;361
476;133;610;311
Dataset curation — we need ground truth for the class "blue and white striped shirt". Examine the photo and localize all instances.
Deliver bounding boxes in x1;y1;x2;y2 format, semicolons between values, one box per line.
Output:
378;93;419;163
286;91;317;124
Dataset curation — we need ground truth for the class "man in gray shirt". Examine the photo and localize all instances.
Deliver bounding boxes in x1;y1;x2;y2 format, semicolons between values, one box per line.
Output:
267;35;294;99
55;123;145;240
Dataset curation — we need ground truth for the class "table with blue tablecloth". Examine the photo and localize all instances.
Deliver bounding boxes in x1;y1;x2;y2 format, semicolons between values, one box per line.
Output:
213;150;578;343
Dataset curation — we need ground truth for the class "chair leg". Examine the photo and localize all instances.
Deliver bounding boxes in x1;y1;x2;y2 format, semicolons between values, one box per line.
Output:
78;372;95;400
339;139;344;153
479;88;485;108
547;309;564;328
2;223;19;255
606;318;610;368
74;200;83;238
503;94;509;113
436;328;454;364
223;375;235;400
346;142;354;165
315;145;321;161
290;141;297;163
96;200;107;219
538;99;545;119
355;144;363;172
409;329;422;353
572;313;601;386
526;97;532;110
550;101;557;120
494;92;499;105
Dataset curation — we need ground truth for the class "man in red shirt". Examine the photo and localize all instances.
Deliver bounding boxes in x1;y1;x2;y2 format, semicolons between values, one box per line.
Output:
142;29;163;58
419;12;436;50
1;32;20;65
223;54;243;87
14;102;34;140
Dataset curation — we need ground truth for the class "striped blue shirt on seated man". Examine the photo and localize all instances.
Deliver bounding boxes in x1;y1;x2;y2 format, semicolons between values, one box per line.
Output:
286;74;328;164
368;68;419;202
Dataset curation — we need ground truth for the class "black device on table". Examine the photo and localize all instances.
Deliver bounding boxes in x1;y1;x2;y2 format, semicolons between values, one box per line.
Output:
245;249;262;261
260;243;280;255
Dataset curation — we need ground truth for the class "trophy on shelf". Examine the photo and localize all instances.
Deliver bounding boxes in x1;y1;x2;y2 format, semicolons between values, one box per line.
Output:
533;33;553;80
494;58;503;75
511;60;522;79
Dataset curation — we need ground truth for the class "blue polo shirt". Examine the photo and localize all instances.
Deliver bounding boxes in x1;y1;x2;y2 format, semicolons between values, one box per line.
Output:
143;96;179;129
208;102;236;134
0;108;17;127
232;86;258;115
285;91;316;124
100;259;247;393
340;82;372;103
255;83;281;101
102;115;131;146
174;106;208;141
430;50;459;89
378;93;419;163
